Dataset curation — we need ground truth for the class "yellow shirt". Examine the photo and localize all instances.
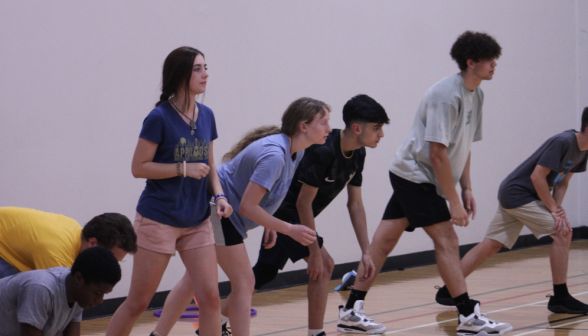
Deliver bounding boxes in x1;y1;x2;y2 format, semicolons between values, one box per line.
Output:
0;207;82;272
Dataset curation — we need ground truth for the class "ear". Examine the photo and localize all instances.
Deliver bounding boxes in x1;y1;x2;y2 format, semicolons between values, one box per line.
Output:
351;123;362;136
299;121;309;134
87;237;98;247
466;59;475;69
73;271;85;287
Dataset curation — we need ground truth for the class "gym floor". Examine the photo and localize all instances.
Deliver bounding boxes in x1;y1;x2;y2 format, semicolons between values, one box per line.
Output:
81;240;588;335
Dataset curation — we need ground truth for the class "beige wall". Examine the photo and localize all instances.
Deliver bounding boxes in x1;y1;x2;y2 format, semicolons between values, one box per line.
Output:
0;0;586;299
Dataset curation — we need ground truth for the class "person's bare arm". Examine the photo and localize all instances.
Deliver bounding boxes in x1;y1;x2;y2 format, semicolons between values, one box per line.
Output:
459;152;477;219
531;165;571;233
20;324;42;336
295;183;322;280
206;141;232;219
347;185;375;282
131;138;209;180
240;181;316;246
62;322;81;336
429;142;468;226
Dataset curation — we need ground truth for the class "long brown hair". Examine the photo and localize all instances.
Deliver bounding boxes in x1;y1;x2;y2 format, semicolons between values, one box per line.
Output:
155;47;204;112
222;97;330;162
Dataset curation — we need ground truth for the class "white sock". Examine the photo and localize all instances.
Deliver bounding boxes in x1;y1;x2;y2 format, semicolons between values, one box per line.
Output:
308;329;324;336
221;314;229;326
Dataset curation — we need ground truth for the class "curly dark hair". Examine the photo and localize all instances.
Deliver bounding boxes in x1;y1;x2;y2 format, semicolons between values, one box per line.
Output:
450;31;502;71
71;246;121;285
343;94;390;128
82;213;137;254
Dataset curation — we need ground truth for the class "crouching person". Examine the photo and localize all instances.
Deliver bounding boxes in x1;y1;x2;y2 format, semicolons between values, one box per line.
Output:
0;246;121;336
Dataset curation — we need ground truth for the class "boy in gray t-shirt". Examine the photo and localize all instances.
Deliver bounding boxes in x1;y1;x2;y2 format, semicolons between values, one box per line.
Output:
0;247;121;336
435;108;588;314
338;31;512;336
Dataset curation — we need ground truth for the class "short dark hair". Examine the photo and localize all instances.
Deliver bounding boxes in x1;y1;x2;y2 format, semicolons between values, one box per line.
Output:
82;213;137;254
582;107;588;133
342;94;390;128
450;31;502;71
71;246;121;285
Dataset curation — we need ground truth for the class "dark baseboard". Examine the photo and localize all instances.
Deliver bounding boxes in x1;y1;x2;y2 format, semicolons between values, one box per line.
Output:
83;226;588;319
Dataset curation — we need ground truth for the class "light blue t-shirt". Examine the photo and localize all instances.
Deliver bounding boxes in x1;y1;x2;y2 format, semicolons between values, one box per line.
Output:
217;133;304;238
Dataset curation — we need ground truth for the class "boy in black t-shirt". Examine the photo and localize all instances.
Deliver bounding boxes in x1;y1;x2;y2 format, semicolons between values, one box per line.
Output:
252;94;390;336
435;107;588;314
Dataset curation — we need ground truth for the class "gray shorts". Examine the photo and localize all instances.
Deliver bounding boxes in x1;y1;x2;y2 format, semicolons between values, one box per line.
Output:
485;200;556;249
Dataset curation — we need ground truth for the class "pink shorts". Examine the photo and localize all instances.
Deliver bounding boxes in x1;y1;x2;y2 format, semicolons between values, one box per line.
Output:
133;213;215;254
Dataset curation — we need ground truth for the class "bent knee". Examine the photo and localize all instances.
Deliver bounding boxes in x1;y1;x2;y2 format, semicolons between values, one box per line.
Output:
196;292;220;311
124;296;152;316
253;262;279;290
323;255;335;275
232;271;256;294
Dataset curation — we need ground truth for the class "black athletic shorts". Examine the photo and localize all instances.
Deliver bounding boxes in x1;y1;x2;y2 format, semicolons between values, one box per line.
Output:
257;227;324;269
382;172;451;232
214;216;244;246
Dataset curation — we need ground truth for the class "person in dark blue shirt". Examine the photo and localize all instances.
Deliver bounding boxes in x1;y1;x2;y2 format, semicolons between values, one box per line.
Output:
106;47;232;336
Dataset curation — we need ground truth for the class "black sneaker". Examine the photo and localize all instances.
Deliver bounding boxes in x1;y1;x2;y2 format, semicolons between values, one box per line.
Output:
316;333;326;336
548;294;588;314
435;285;456;306
195;323;232;336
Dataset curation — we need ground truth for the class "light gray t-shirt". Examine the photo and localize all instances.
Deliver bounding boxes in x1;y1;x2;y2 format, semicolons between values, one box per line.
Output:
498;130;588;209
217;133;304;238
0;267;83;336
389;73;483;197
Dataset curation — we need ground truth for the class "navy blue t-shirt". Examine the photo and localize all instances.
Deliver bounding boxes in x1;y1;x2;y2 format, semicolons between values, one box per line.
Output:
136;101;218;228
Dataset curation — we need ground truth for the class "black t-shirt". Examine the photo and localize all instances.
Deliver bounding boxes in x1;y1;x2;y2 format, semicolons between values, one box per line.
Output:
273;129;365;223
498;129;588;209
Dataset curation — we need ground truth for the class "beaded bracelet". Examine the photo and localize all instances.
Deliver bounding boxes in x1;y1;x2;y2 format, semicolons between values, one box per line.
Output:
214;193;227;203
176;162;180;176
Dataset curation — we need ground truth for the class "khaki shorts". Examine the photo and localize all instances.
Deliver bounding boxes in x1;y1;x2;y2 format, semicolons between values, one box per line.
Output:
485;200;556;249
133;213;215;255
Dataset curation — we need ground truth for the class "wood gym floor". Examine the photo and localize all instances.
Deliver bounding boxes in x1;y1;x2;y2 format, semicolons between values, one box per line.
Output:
81;240;588;335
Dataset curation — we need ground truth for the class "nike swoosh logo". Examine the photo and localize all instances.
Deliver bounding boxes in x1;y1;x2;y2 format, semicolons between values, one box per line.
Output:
325;177;335;182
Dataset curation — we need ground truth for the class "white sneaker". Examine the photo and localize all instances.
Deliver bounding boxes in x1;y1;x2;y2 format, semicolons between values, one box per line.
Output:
457;303;512;336
337;300;386;334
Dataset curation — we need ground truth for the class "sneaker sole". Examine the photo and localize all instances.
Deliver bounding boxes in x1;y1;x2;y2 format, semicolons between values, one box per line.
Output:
548;304;588;314
456;325;513;336
336;326;386;334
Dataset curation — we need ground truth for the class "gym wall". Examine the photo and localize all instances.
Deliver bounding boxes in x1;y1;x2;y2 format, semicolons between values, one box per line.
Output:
1;0;587;301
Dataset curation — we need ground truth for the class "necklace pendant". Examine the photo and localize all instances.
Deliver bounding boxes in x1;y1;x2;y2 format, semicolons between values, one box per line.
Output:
191;129;195;135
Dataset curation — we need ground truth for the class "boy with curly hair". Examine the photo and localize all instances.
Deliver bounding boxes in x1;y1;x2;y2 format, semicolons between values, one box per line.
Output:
337;31;512;335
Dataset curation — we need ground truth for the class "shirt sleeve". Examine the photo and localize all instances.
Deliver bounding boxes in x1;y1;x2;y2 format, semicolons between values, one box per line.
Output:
348;149;365;187
296;145;334;188
537;138;567;172
250;149;286;192
424;102;459;146
139;110;164;145
17;284;53;330
72;307;83;323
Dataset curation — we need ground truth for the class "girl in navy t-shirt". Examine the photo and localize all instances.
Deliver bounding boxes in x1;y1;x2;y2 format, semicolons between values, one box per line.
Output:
106;47;232;336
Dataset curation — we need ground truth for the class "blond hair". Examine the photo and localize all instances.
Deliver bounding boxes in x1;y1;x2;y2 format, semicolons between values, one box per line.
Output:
222;97;330;163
